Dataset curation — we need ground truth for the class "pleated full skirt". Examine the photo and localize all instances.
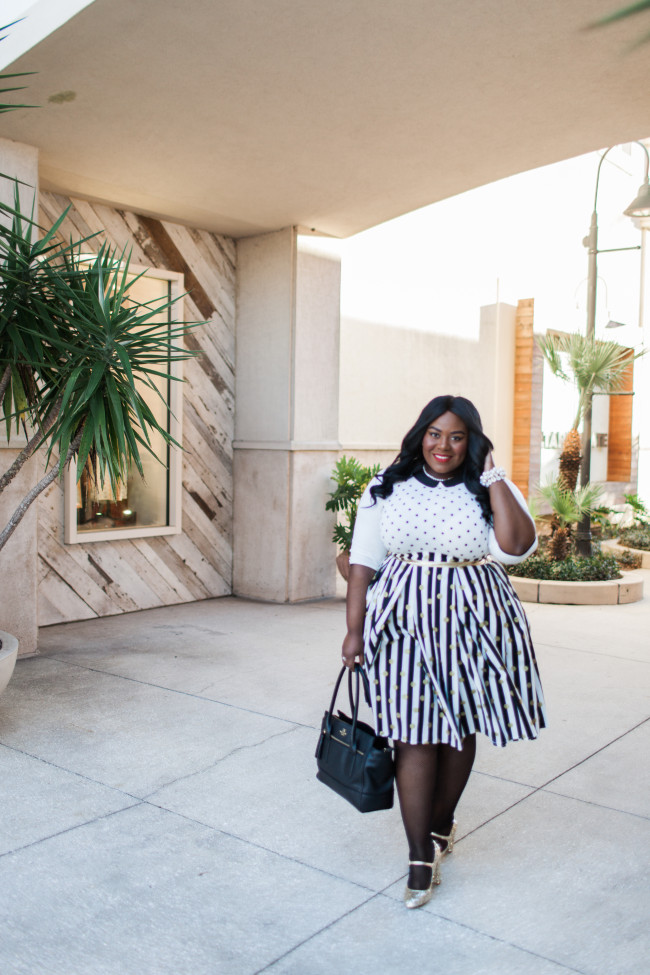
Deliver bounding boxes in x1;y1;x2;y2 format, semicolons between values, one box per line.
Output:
363;553;547;749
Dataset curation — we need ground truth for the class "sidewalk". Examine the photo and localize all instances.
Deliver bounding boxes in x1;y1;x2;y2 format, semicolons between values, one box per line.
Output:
1;582;649;975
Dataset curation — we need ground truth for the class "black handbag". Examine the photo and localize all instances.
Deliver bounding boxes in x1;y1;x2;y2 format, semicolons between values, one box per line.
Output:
315;664;394;812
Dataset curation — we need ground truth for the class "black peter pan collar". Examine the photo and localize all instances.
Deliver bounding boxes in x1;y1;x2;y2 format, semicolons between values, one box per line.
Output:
414;467;464;488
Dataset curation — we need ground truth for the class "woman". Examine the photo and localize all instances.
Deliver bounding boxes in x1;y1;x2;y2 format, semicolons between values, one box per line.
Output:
342;395;546;909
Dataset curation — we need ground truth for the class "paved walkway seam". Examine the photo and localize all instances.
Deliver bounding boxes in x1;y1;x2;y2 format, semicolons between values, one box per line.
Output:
47;653;319;728
254;891;384;974
406;903;591;975
0;801;144;861
142;724;304;799
141;801;382;893
534;639;650;664
460;714;650;845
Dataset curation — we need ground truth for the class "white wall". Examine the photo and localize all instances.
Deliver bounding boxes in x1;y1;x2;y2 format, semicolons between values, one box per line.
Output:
339;302;516;471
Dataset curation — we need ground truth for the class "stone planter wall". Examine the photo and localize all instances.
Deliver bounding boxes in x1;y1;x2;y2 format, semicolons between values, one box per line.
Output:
510;573;644;605
601;538;650;570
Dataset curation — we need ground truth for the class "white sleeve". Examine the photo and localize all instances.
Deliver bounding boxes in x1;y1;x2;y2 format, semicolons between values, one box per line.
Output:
349;477;388;571
488;478;538;565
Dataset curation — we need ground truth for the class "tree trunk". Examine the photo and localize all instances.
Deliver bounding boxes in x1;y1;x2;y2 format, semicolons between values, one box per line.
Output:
558;428;582;492
0;427;82;553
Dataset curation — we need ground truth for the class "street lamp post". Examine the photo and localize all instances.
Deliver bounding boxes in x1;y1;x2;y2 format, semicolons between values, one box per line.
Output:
574;142;650;557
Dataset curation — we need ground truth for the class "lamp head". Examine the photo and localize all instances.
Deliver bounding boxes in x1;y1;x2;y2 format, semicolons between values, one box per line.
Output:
623;182;650;219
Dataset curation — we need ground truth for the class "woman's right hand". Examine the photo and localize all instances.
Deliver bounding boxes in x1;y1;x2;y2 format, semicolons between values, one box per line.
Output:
341;631;364;670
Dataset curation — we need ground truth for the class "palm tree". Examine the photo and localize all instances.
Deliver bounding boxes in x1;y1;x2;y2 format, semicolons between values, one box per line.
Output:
537;332;643;491
537;480;603;561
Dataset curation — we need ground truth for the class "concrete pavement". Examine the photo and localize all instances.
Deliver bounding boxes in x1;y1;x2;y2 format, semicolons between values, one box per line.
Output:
1;583;649;975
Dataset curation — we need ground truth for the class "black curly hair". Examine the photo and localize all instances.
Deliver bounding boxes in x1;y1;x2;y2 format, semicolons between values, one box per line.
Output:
369;394;494;522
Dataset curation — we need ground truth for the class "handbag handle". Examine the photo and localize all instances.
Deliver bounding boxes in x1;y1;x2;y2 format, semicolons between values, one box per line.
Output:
326;664;371;748
347;664;371;713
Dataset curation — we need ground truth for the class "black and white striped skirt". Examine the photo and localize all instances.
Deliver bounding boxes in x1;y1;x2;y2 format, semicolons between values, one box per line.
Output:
363;552;547;748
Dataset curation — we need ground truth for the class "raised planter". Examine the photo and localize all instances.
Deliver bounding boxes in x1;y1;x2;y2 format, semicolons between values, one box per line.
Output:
0;629;19;695
336;550;350;581
510;573;644;605
601;538;650;570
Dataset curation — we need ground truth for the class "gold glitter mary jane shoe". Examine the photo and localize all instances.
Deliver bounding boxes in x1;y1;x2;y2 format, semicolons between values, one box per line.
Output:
403;842;442;910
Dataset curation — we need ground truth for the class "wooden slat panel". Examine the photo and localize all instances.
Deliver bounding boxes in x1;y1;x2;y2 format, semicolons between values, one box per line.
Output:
511;299;535;497
528;343;544;493
131;539;197;603
607;350;634;482
38;576;97;625
37;193;235;626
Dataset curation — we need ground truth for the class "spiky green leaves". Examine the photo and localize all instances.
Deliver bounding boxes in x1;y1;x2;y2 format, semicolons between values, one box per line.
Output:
0;178;198;495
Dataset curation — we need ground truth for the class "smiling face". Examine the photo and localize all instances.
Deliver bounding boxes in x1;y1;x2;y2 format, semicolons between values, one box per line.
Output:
421;411;468;477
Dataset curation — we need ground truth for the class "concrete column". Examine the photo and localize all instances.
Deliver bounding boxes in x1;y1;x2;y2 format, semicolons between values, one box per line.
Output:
478;301;517;476
234;228;341;601
634;224;650;502
0;138;39;656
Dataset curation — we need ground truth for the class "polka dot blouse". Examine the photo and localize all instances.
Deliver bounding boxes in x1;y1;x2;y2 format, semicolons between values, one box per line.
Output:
349;469;536;571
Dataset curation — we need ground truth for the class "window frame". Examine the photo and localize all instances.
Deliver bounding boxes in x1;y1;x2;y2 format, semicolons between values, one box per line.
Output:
64;264;185;544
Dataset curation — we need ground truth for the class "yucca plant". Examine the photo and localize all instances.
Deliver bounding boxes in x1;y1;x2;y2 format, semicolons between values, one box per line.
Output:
537;479;604;561
325;456;381;552
0;23;35;116
0;26;199;554
0;182;199;553
590;1;650;47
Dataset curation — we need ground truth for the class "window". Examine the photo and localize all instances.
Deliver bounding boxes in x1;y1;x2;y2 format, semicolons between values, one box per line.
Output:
64;265;184;543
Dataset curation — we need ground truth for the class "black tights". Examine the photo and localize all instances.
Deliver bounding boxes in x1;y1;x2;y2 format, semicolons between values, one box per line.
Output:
395;735;476;889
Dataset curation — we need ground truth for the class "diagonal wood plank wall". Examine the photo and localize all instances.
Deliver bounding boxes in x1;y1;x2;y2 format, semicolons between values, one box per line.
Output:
37;193;236;625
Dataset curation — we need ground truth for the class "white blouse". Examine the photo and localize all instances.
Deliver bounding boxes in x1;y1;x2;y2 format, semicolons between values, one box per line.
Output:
349;470;537;572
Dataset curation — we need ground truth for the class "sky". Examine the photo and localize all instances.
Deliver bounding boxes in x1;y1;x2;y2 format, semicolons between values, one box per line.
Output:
334;145;645;345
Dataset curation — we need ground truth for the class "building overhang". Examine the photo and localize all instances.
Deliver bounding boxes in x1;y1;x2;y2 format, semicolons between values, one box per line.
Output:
1;0;649;238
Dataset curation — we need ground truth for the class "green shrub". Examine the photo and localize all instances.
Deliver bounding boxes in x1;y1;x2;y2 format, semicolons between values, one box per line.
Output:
326;456;381;552
507;552;621;581
615;548;643;570
623;493;650;527
617;524;650;551
591;505;618;539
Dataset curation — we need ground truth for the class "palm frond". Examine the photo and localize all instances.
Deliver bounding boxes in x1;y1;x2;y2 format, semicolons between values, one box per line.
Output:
536;331;643;428
537;478;603;527
536;334;570;382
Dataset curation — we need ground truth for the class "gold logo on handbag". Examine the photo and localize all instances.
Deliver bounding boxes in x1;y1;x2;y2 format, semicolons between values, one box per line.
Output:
339;728;347;737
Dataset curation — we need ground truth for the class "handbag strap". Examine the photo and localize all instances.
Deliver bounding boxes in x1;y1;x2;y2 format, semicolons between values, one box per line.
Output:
347;664;372;712
326;665;370;746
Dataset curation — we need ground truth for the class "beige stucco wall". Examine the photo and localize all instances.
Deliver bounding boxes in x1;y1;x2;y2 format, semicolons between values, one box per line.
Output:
338;302;517;473
0;137;38;215
0;138;40;656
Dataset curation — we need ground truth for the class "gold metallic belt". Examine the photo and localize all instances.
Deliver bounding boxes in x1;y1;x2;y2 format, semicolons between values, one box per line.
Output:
394;555;491;568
